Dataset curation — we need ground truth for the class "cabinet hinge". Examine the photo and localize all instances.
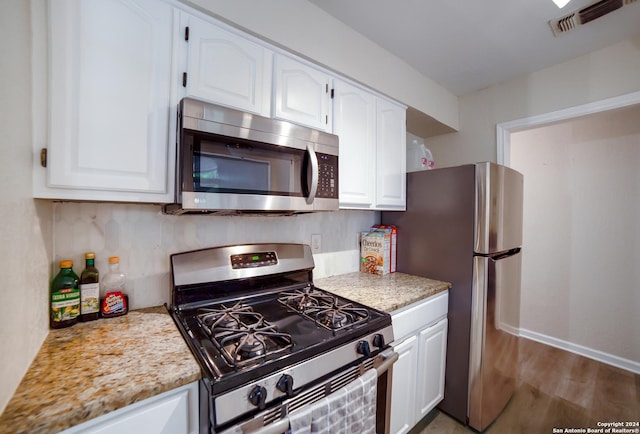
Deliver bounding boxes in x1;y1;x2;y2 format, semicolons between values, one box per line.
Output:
184;26;189;41
183;72;188;87
40;148;47;168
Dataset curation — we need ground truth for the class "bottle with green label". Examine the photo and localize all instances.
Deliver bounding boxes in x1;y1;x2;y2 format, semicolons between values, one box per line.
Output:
80;252;100;322
50;260;80;329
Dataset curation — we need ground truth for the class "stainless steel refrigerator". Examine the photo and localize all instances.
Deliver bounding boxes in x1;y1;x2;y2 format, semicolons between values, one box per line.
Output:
382;162;523;431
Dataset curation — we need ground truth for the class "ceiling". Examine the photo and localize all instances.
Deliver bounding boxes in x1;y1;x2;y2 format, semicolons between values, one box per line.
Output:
307;0;640;96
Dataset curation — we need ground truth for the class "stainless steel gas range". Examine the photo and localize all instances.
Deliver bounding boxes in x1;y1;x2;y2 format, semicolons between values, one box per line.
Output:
169;243;398;434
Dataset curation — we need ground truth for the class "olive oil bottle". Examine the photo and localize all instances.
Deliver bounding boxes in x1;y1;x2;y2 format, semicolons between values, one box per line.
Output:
50;260;80;329
80;253;100;322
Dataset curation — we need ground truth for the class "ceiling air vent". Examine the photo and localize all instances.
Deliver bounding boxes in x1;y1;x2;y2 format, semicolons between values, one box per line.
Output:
549;0;635;36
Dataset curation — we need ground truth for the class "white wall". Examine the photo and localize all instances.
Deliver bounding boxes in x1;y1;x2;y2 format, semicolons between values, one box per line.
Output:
510;105;640;369
427;35;640;168
0;1;53;413
184;0;459;131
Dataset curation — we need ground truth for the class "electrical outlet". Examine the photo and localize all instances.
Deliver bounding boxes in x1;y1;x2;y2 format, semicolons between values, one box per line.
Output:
311;234;322;253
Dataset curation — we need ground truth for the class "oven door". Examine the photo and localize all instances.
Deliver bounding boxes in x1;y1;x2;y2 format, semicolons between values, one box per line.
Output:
219;349;398;434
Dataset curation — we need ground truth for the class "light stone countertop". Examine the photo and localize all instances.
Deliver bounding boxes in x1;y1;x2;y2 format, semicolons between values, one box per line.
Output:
0;273;447;434
0;306;201;434
315;271;451;313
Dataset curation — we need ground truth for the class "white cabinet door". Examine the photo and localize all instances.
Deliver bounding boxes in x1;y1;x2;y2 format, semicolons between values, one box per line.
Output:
375;98;407;209
44;0;178;201
184;14;272;116
389;335;419;434
273;54;332;132
333;80;376;208
333;80;406;210
61;382;198;434
415;318;448;421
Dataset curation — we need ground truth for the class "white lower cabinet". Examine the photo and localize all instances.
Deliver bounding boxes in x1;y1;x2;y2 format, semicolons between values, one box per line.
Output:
415;318;448;421
389;335;419;434
390;292;448;434
61;382;199;434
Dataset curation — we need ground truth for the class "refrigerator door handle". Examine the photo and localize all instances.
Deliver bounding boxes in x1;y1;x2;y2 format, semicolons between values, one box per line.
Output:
490;247;521;261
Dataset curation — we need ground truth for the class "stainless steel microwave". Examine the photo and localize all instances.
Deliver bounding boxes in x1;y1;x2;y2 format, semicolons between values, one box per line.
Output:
164;98;339;215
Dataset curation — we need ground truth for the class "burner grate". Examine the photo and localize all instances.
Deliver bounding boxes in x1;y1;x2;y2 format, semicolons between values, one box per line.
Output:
197;302;293;369
278;287;369;331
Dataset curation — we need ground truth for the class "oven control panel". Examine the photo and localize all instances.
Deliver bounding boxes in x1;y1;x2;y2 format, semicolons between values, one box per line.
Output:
231;252;278;269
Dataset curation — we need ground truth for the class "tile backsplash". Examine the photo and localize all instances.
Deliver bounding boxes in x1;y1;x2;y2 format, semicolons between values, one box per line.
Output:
53;202;378;309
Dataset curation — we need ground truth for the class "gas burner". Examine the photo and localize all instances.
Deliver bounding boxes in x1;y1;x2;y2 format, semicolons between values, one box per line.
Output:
305;301;370;331
215;318;293;368
196;302;261;335
317;309;349;329
277;286;336;313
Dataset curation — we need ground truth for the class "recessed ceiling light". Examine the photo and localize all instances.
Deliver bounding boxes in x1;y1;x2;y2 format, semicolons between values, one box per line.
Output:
552;0;571;8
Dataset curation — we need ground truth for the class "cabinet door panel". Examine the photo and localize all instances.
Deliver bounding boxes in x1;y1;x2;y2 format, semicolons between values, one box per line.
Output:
376;99;406;209
273;55;332;131
186;15;271;116
390;335;418;434
48;0;176;194
61;382;198;434
333;80;376;208
416;318;448;420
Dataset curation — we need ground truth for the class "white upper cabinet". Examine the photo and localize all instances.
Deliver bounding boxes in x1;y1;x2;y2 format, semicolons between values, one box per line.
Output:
376;98;407;209
37;0;179;202
182;13;272;116
333;80;406;210
273;54;333;132
333;80;376;208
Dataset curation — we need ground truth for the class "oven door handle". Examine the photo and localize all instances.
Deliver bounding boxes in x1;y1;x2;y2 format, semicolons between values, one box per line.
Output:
374;349;399;376
305;143;318;205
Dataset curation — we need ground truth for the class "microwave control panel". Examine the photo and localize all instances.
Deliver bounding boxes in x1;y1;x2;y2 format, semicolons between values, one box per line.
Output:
316;153;338;199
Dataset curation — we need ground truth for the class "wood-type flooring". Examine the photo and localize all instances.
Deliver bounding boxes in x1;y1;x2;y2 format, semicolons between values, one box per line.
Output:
418;337;640;433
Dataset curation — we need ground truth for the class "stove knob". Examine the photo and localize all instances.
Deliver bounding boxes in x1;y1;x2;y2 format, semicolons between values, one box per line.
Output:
276;374;294;397
248;385;267;410
372;333;385;348
357;340;371;357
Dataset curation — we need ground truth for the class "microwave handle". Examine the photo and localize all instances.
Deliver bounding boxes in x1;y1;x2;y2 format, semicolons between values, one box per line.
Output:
306;143;319;204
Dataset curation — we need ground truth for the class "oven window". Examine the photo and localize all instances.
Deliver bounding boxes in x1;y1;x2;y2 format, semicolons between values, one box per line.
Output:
191;135;306;196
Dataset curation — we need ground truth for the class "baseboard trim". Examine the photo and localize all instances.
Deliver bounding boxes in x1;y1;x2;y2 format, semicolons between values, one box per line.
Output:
519;328;640;375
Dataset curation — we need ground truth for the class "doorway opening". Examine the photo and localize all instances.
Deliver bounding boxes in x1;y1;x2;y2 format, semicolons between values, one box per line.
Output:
496;91;640;374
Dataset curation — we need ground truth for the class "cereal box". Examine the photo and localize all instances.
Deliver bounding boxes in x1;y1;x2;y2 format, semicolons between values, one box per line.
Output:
360;231;391;276
371;225;397;273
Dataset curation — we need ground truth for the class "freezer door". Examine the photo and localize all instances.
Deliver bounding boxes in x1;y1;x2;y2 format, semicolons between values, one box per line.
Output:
475;162;523;254
468;251;521;431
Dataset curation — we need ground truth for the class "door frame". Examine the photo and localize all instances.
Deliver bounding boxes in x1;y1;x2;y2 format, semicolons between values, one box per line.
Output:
496;90;640;166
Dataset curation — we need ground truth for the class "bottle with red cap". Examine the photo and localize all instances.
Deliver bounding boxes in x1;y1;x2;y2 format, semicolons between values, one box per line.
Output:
100;256;129;318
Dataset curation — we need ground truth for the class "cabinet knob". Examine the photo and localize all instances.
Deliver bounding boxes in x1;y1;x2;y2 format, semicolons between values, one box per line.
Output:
248;385;267;410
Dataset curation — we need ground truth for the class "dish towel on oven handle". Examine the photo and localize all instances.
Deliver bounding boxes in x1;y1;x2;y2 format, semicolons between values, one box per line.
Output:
288;367;377;434
224;368;377;434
